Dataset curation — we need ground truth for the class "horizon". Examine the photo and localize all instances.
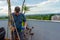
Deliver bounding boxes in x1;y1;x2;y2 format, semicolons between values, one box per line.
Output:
0;13;60;17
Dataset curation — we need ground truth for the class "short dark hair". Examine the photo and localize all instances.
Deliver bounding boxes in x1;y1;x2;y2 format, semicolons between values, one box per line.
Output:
15;6;20;13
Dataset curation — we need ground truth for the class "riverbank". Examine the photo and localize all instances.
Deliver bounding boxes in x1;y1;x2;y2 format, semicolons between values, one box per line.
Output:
0;19;60;23
0;14;54;20
0;19;8;20
27;19;60;23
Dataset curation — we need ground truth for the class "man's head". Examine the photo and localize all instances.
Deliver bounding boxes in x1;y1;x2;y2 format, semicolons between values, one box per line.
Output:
14;6;20;13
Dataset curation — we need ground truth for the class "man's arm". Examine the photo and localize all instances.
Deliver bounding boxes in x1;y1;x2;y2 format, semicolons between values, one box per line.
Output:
22;14;27;29
24;22;27;29
9;14;15;31
8;20;15;31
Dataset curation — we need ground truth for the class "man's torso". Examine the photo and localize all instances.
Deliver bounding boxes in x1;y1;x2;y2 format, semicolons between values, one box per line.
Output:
12;13;24;30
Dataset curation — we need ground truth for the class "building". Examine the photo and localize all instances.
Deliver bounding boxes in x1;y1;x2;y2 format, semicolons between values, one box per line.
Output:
51;15;60;21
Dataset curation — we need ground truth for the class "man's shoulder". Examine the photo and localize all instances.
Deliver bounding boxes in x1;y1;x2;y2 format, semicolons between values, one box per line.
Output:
20;13;24;16
11;12;15;15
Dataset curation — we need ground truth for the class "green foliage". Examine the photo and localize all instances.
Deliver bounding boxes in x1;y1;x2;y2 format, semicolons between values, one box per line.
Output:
23;5;29;11
26;14;55;20
0;14;59;20
0;16;8;19
23;5;29;13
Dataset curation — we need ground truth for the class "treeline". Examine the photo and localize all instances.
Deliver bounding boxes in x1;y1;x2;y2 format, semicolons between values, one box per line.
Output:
0;16;8;19
26;14;59;20
0;14;60;20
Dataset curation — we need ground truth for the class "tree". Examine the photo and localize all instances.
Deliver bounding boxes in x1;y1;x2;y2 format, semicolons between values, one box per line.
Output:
23;5;29;14
22;0;29;14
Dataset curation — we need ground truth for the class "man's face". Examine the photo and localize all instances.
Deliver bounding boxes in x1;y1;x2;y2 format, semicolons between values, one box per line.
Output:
15;12;19;16
14;6;20;15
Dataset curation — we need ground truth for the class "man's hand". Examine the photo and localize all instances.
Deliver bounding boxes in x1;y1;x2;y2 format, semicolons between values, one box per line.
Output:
24;26;26;30
10;27;16;31
24;22;27;30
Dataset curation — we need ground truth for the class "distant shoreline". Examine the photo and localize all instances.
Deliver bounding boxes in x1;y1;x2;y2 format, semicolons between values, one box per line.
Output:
0;19;8;20
27;19;60;22
0;19;60;23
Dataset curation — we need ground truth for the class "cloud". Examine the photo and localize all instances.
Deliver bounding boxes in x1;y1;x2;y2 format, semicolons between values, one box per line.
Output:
0;6;22;16
27;0;60;14
0;0;5;1
0;0;60;16
0;0;7;6
48;0;55;1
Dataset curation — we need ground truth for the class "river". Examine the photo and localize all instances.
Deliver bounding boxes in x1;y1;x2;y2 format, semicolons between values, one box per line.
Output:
0;20;60;40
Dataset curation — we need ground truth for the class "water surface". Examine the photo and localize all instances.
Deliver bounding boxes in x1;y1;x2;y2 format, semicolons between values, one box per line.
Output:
0;20;60;40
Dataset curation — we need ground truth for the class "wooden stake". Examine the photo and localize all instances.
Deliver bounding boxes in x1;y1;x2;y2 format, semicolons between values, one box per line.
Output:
7;0;20;40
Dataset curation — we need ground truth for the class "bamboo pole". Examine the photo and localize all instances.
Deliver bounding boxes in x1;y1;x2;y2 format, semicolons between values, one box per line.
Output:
11;15;21;40
7;0;12;40
22;0;25;13
7;0;11;21
7;0;20;40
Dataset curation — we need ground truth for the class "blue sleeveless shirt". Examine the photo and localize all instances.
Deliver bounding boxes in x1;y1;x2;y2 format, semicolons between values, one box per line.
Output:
12;13;26;31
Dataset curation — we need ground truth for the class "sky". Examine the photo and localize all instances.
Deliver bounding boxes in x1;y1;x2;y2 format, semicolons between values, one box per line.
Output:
0;0;60;16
